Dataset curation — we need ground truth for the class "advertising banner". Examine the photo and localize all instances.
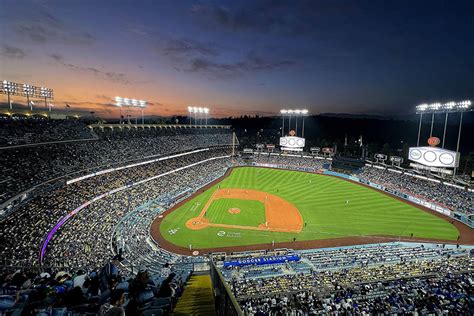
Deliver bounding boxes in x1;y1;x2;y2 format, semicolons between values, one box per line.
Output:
224;254;300;268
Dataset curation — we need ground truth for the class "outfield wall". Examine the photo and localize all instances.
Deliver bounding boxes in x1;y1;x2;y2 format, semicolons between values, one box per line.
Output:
323;170;473;229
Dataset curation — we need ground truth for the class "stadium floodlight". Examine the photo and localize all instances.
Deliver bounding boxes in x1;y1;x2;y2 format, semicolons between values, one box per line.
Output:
114;96;147;124
458;100;471;109
2;80;16;109
203;107;210;125
187;106;193;113
1;81;54;111
198;107;203;113
416;100;472;114
280;108;309;137
430;103;441;111
444;102;456;110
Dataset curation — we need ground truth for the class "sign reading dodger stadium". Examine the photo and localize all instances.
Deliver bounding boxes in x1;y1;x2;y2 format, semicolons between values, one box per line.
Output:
280;136;305;151
408;146;459;168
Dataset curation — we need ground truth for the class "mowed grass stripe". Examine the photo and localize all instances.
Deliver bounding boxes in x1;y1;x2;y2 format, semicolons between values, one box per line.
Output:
159;167;459;248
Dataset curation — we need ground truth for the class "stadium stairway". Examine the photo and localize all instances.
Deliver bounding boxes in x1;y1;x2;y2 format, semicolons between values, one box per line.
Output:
173;272;216;315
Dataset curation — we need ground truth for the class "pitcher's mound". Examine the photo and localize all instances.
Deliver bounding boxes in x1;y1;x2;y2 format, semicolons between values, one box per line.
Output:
228;208;241;214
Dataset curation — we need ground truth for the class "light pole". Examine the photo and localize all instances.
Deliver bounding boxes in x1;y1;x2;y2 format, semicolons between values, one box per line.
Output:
415;100;472;178
198;107;204;125
280;110;288;136
23;84;34;111
115;97;146;125
193;107;198;125
139;100;146;124
2;81;14;110
204;107;209;125
2;81;53;113
294;109;301;134
301;109;308;138
288;109;294;133
188;106;193;125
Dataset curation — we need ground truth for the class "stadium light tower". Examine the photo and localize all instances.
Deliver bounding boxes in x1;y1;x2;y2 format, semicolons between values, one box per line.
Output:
115;96;147;124
280;108;309;137
23;84;34;110
415;100;472;176
280;109;288;136
1;80;15;109
187;106;193;125
115;96;124;124
192;107;198;125
1;80;54;112
40;87;53;111
204;107;209;125
301;109;309;138
139;100;146;124
198;107;204;125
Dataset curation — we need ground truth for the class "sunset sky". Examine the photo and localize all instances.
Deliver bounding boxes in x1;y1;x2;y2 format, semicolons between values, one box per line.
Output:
0;0;473;118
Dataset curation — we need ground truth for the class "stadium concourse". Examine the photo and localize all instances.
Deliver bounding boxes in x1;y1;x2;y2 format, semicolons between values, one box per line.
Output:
0;118;473;315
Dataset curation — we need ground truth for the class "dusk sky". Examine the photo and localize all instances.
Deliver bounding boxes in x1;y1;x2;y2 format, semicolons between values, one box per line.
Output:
0;0;473;118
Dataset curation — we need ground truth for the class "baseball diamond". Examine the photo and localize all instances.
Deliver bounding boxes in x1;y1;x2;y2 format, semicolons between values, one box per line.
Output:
152;167;461;254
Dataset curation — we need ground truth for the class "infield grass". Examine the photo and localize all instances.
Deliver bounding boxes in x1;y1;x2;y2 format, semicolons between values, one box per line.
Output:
205;198;265;227
159;167;459;249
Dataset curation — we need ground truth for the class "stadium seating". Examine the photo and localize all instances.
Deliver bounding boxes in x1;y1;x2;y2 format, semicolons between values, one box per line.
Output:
359;166;473;215
0;124;233;204
1;120;472;315
215;244;473;314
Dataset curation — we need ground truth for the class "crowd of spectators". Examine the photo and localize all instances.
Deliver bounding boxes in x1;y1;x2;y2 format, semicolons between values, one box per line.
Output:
358;166;473;215
0;147;232;268
0;125;233;203
218;244;473;315
0;256;190;315
0;121;235;314
0;118;94;147
252;153;326;171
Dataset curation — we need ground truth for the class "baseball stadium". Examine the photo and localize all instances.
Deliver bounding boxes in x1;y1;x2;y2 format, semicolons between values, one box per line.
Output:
1;1;474;315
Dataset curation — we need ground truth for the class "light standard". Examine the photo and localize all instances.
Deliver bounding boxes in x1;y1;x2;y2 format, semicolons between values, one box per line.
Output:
198;107;204;125
280;110;288;136
287;109;294;133
2;80;15;110
301;109;308;138
193;107;198;125
204;107;209;125
23;84;34;111
139;100;146;124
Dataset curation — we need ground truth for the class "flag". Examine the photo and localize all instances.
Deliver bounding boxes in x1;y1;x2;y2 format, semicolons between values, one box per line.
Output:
66;104;71;108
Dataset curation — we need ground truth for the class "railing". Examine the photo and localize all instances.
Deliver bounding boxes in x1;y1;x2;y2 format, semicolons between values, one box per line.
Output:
209;255;244;316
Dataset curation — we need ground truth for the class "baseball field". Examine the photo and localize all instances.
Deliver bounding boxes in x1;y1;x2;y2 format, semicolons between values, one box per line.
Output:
155;167;460;252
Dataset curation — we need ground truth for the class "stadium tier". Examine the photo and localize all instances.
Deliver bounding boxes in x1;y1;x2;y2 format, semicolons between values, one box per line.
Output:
0;119;472;315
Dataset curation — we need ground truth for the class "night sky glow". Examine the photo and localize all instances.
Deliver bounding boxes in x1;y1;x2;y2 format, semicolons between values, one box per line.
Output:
1;0;473;118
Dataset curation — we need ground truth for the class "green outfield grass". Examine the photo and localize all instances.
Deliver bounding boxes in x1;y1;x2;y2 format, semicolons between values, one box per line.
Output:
159;167;459;249
205;198;265;227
